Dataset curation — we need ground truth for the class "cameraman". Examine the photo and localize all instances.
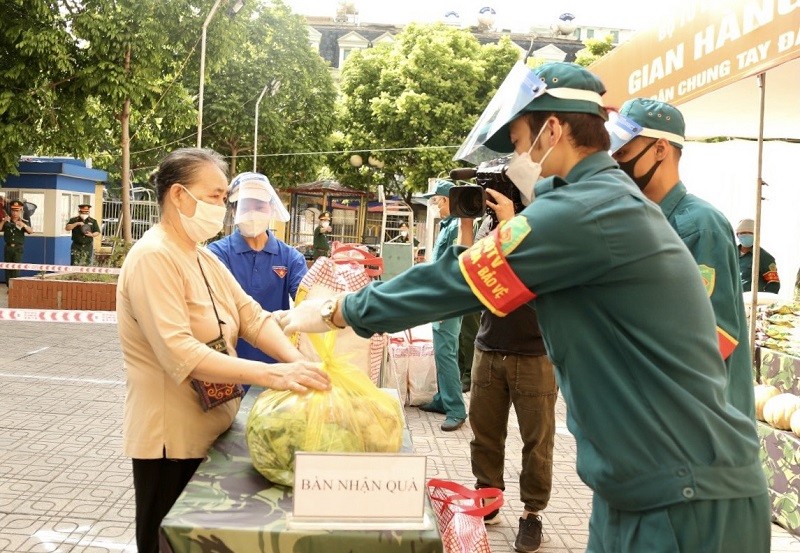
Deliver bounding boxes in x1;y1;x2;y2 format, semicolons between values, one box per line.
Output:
467;189;556;552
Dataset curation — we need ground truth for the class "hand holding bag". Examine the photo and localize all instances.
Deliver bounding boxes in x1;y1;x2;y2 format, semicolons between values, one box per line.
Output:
427;478;504;553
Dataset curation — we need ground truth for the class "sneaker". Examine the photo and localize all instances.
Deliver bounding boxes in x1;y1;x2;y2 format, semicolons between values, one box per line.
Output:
483;508;501;525
418;402;446;414
514;515;542;553
440;417;465;432
482;496;501;525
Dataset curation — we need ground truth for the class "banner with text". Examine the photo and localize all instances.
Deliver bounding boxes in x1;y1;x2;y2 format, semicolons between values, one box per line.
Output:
590;0;800;107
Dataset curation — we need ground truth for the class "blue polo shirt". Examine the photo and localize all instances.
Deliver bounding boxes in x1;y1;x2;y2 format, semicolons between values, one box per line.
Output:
207;230;307;363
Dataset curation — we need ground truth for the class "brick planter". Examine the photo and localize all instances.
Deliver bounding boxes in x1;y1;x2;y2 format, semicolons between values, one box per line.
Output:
8;276;117;311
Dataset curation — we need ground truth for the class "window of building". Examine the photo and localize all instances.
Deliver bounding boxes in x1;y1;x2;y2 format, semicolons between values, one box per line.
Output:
61;192;92;234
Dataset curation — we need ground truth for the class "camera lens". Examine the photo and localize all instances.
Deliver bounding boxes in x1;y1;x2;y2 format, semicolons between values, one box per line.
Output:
449;186;486;218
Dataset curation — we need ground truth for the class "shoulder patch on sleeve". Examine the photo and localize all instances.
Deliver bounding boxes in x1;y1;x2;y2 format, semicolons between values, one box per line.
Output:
698;264;716;297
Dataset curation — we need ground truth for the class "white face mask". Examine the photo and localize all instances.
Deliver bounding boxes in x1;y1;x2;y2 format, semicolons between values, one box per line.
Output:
400;230;408;237
321;221;330;229
79;214;89;220
238;218;270;238
176;184;226;243
505;122;555;206
428;202;441;219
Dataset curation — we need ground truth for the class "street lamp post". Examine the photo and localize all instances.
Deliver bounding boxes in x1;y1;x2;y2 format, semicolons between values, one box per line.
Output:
197;0;245;148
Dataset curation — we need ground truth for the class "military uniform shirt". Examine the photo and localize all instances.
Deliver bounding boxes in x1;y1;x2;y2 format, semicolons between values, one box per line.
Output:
207;230;308;363
739;247;780;293
659;182;754;420
68;216;100;246
431;215;459;262
312;225;330;257
342;152;766;512
2;218;31;246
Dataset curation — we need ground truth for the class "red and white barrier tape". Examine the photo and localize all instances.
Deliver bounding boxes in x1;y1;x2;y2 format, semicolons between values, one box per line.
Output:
0;262;120;275
0;308;117;324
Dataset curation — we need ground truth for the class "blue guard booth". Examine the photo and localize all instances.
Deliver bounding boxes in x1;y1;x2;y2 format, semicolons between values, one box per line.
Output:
1;157;107;278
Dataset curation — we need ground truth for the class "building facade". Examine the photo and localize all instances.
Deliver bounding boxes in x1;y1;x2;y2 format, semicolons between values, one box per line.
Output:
304;16;632;72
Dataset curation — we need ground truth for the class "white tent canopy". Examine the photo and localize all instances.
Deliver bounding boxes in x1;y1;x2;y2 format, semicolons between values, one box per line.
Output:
681;57;800;140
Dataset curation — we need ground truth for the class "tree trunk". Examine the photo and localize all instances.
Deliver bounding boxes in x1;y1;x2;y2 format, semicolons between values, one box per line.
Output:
121;45;132;245
229;148;238;179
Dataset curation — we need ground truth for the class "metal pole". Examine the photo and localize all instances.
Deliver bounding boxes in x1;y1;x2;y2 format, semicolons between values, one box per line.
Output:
197;0;224;148
749;72;766;380
253;81;272;172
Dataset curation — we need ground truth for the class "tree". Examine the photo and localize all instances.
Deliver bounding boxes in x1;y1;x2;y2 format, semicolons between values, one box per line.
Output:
335;23;519;198
202;2;337;185
575;35;615;67
0;0;85;178
69;0;250;242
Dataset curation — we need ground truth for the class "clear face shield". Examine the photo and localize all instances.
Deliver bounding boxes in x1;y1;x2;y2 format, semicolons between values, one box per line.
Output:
606;112;643;155
228;172;290;237
453;61;547;165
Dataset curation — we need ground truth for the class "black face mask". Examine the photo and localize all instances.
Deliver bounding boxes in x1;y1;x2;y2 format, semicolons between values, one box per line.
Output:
617;140;662;191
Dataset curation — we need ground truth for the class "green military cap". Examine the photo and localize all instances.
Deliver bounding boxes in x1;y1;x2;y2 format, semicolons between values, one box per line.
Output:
485;62;608;153
619;98;685;149
9;200;24;209
421;180;455;199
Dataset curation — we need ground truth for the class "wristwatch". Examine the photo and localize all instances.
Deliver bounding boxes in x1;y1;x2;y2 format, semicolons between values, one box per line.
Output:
320;297;346;330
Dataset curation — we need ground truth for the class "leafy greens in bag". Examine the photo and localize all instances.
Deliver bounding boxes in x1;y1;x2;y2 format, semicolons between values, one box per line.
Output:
246;332;404;486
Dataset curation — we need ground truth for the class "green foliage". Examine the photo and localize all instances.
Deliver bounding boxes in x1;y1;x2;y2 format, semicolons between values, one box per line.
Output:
202;1;337;186
0;0;82;177
575;35;615;67
0;0;335;195
335;23;520;196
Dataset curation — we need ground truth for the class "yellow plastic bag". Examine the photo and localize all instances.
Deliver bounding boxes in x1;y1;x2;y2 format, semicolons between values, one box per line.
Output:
246;332;404;487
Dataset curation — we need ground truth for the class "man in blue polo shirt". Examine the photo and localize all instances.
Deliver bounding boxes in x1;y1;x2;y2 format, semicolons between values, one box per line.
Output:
278;62;770;552
611;98;755;422
208;172;307;380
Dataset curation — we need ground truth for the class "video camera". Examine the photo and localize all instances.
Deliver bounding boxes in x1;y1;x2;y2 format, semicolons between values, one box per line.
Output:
447;156;523;227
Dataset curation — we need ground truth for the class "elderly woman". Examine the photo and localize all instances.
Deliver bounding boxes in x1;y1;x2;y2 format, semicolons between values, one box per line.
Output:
116;148;329;553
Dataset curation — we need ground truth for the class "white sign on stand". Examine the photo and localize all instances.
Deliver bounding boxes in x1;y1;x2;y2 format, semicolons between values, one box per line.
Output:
286;452;433;531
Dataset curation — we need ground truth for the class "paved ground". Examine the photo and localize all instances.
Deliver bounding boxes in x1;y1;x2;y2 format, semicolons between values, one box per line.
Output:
0;283;799;552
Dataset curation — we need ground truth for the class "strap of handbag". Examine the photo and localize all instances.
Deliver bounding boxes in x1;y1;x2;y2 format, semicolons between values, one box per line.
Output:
427;478;504;516
331;244;384;277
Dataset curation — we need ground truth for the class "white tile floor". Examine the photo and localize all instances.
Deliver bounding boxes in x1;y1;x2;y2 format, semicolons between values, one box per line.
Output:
0;282;799;552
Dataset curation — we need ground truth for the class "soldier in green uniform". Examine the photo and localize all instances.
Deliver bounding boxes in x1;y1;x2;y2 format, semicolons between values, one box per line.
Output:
2;200;34;283
278;62;770;552
612;98;755;421
65;203;100;265
418;180;468;431
735;218;780;293
312;211;332;260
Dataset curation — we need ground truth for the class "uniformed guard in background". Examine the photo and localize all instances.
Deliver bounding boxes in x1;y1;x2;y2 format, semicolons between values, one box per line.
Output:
277;62;771;553
612;98;755;422
65;204;101;265
2;200;34;283
736;217;781;294
312;211;332;259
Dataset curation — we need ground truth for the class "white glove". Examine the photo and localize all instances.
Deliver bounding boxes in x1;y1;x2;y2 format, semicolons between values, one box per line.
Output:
273;298;331;335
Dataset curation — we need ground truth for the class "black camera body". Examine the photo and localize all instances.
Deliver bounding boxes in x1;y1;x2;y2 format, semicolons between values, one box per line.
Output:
448;156;523;226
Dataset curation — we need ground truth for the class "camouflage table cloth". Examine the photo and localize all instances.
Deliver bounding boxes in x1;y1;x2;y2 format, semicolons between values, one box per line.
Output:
757;347;800;537
160;387;443;553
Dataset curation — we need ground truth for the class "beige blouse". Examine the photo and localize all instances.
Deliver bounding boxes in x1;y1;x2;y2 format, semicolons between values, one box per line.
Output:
117;225;270;459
